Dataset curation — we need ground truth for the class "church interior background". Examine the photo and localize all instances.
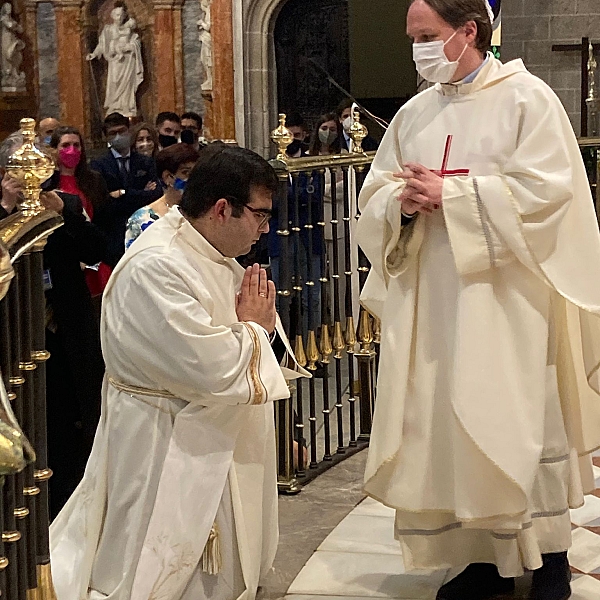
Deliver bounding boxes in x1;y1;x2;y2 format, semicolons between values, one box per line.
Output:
5;0;600;599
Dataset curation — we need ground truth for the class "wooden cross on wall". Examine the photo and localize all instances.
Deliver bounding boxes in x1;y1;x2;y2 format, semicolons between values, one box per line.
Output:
552;37;600;136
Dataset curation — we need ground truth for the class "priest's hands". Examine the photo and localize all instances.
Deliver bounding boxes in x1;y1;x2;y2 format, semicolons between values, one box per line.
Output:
394;163;443;215
236;263;277;335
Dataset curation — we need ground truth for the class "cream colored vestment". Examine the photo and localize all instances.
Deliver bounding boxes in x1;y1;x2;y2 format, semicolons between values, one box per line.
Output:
50;208;308;599
357;55;600;577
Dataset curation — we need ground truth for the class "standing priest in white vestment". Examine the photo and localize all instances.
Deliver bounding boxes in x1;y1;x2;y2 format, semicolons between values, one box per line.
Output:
357;2;600;600
49;145;309;600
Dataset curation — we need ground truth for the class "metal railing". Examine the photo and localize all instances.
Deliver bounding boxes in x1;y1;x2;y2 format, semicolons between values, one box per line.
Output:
270;114;380;493
271;123;600;494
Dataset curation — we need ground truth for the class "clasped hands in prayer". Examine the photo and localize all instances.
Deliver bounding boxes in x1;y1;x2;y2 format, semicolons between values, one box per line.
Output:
236;263;277;335
394;163;443;216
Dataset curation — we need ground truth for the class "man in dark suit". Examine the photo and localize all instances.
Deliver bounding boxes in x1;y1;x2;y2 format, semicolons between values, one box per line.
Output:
336;99;380;153
91;112;162;267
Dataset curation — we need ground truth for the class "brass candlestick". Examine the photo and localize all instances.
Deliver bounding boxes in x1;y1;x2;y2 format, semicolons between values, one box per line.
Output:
270;114;294;162
5;118;55;216
348;109;368;154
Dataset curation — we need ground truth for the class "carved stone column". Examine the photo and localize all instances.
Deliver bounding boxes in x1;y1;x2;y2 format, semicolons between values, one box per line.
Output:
208;0;235;140
52;0;87;132
153;0;185;115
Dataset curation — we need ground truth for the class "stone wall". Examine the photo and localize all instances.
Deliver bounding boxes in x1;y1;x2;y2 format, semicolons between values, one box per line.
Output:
502;0;600;136
37;3;60;121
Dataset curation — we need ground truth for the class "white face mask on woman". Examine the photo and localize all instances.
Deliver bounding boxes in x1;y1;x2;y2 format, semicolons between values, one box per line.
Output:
412;30;468;84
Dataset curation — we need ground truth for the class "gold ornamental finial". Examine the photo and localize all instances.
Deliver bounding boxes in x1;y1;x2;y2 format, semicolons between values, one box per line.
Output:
358;309;374;353
306;330;320;371
270;113;294;162
345;316;356;354
319;324;332;364
294;334;307;368
348;109;368;154
333;321;345;359
5;119;55;216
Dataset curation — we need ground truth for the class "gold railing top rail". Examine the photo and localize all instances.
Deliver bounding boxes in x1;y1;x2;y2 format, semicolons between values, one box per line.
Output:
578;137;600;148
0;210;63;263
269;151;376;174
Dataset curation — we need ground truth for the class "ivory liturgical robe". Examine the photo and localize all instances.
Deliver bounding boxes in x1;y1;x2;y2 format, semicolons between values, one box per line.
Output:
357;55;600;577
50;207;308;600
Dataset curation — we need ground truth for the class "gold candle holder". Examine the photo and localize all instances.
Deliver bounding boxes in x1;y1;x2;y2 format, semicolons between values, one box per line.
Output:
5;118;55;216
270;114;294;162
348;109;368;154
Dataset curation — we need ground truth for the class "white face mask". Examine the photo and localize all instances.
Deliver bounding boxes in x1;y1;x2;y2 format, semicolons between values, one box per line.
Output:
342;116;352;133
412;30;468;84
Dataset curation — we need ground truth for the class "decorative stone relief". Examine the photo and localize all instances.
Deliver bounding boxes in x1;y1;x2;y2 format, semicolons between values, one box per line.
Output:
1;2;26;92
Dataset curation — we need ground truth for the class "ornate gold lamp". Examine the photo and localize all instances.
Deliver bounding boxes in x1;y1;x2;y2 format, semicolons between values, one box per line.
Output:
5;118;55;216
348;109;368;154
270;114;294;162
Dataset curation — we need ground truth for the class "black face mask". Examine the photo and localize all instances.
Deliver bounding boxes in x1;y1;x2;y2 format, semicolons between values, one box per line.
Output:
159;134;178;148
286;139;303;156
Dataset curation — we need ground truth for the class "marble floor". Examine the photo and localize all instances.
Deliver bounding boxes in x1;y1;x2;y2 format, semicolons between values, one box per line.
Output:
284;453;600;600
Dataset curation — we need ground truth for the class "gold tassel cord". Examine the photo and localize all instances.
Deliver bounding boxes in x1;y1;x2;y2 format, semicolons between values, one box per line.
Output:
201;524;222;575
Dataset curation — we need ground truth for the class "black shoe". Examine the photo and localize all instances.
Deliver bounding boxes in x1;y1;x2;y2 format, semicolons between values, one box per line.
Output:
436;563;515;600
529;552;571;600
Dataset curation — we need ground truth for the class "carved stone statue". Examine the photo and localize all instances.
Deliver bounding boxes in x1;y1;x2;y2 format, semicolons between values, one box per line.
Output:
198;0;212;91
1;2;26;92
87;2;143;117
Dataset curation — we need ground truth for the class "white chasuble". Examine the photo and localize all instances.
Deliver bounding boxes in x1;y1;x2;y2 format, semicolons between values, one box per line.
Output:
356;55;600;577
49;208;309;600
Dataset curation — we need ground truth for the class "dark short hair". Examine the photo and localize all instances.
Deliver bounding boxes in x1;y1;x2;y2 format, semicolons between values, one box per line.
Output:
181;111;203;129
285;112;305;129
156;112;181;128
103;112;129;133
335;98;354;118
155;144;200;182
410;0;492;53
179;145;278;219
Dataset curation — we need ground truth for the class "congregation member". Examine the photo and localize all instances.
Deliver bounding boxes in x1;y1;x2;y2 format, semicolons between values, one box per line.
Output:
357;1;600;600
125;143;199;248
181;110;205;148
156;111;181;148
0;133;106;518
91;112;162;266
50;144;308;600
308;112;342;156
130;121;159;159
336;98;379;152
38;117;60;146
284;112;309;157
47;126;113;298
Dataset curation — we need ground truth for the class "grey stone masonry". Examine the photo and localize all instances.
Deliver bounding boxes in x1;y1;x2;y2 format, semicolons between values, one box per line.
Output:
502;0;600;135
37;3;60;122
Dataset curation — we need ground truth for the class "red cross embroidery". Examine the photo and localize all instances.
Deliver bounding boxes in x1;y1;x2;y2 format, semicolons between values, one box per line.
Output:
432;135;470;178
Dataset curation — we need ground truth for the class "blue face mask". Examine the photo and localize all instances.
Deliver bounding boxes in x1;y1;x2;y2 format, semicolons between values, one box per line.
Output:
173;177;187;192
43;136;52;145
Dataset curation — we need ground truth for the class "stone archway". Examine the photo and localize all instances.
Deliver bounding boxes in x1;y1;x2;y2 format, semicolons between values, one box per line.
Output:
240;0;288;156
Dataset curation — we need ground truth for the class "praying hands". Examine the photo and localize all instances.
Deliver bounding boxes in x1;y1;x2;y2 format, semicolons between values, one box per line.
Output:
394;162;443;216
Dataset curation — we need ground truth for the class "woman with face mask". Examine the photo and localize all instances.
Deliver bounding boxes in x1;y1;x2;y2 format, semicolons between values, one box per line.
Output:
130;122;159;159
48;126;113;298
125;143;200;249
308;113;342;156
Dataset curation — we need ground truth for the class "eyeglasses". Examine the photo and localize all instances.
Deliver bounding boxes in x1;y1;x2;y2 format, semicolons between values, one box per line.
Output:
226;196;272;228
243;205;272;228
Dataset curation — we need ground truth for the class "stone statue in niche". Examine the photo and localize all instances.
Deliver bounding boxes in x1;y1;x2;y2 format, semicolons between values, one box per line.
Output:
87;1;143;117
1;2;26;92
198;0;212;91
